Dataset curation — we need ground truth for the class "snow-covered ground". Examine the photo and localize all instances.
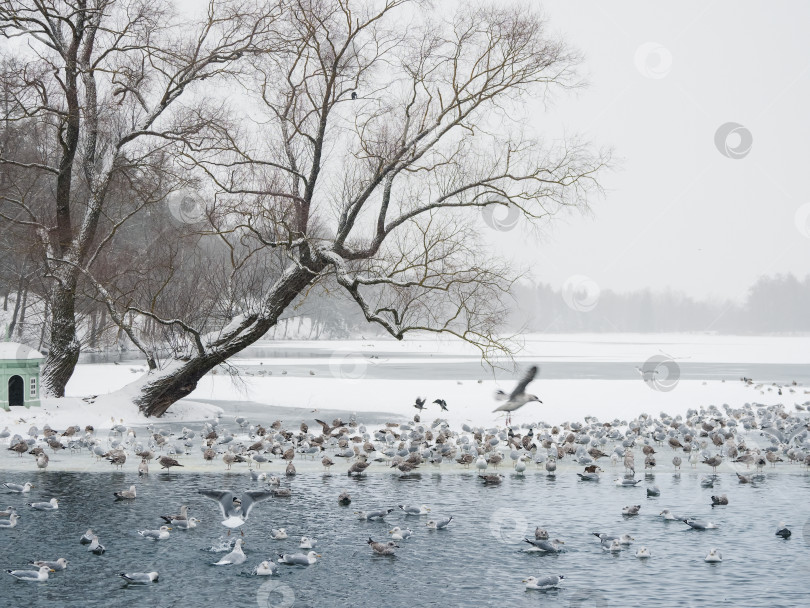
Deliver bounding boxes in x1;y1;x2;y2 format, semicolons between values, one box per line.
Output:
0;333;807;474
1;334;807;457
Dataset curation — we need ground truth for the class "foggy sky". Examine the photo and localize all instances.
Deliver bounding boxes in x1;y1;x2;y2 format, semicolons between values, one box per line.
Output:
486;0;810;303
173;0;810;303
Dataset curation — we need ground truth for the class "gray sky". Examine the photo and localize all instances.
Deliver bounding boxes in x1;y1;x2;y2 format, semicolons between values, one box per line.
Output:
168;0;810;303
486;0;810;302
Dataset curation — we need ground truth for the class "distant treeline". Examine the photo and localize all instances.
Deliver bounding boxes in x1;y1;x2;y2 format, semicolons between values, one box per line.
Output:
3;272;807;345
506;273;810;334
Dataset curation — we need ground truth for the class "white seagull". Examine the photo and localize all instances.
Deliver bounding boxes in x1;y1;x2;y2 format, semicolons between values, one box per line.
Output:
493;365;541;425
214;539;246;565
120;571;159;583
198;489;273;533
6;566;52;581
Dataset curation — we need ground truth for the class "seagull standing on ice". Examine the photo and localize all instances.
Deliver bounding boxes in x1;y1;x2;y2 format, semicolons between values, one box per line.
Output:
493;365;541;425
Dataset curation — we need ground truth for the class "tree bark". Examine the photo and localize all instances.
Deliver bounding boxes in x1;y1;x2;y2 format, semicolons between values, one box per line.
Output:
41;277;81;397
15;286;28;338
134;265;319;417
38;299;49;353
5;276;24;340
89;309;98;349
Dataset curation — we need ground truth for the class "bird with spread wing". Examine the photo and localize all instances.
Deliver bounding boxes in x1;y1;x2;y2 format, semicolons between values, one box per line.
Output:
493;365;542;425
198;489;273;535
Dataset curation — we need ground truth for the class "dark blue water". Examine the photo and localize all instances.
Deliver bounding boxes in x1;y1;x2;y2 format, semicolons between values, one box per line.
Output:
1;469;808;607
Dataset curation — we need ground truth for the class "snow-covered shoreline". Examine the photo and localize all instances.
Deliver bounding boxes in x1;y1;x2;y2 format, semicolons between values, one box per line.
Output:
1;335;806;473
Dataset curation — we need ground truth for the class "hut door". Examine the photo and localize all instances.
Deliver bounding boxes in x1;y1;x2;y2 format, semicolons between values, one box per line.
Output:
8;375;24;406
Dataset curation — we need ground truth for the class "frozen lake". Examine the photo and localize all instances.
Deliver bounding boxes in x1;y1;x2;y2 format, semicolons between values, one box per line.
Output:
62;334;810;431
78;334;810;384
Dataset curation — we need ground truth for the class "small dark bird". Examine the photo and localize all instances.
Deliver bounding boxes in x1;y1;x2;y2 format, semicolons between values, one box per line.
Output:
433;399;448;411
338;491;351;506
8;442;28;457
414;397;426;412
159;456;183;471
351;91;357;100
315;419;337;435
348;460;370;476
775;522;791;538
711;494;728;506
367;537;398;555
455;454;474;467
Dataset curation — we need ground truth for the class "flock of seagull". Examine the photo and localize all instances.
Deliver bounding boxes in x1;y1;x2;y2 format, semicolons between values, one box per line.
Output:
1;369;809;591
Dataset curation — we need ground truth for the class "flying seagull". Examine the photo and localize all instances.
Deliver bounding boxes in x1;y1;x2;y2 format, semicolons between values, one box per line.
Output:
493;365;541;424
198;489;273;535
433;399;448;411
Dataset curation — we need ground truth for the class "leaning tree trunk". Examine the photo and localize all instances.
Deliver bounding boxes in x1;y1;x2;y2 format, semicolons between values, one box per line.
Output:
41;277;81;397
134;264;320;417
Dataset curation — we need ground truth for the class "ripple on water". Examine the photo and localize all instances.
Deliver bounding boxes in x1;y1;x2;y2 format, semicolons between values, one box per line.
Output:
0;471;808;607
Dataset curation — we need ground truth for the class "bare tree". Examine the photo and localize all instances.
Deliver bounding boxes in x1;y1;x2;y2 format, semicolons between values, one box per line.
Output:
0;0;278;396
80;0;607;416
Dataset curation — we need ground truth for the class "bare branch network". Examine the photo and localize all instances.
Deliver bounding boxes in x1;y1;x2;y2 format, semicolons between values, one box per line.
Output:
0;0;609;415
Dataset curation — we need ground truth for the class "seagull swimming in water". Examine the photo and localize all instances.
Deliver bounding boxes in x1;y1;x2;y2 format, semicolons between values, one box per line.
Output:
278;551;320;565
523;574;564;590
705;548;722;562
6;565;53;581
254;561;278;576
493;365;541;425
3;482;33;493
213;538;246;565
523;538;565;553
120;571;159;583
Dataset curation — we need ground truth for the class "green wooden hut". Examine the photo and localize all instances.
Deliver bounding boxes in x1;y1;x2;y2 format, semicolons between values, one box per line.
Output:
0;342;44;410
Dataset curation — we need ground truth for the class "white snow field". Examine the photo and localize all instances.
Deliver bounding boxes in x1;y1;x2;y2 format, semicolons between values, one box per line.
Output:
0;334;806;472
